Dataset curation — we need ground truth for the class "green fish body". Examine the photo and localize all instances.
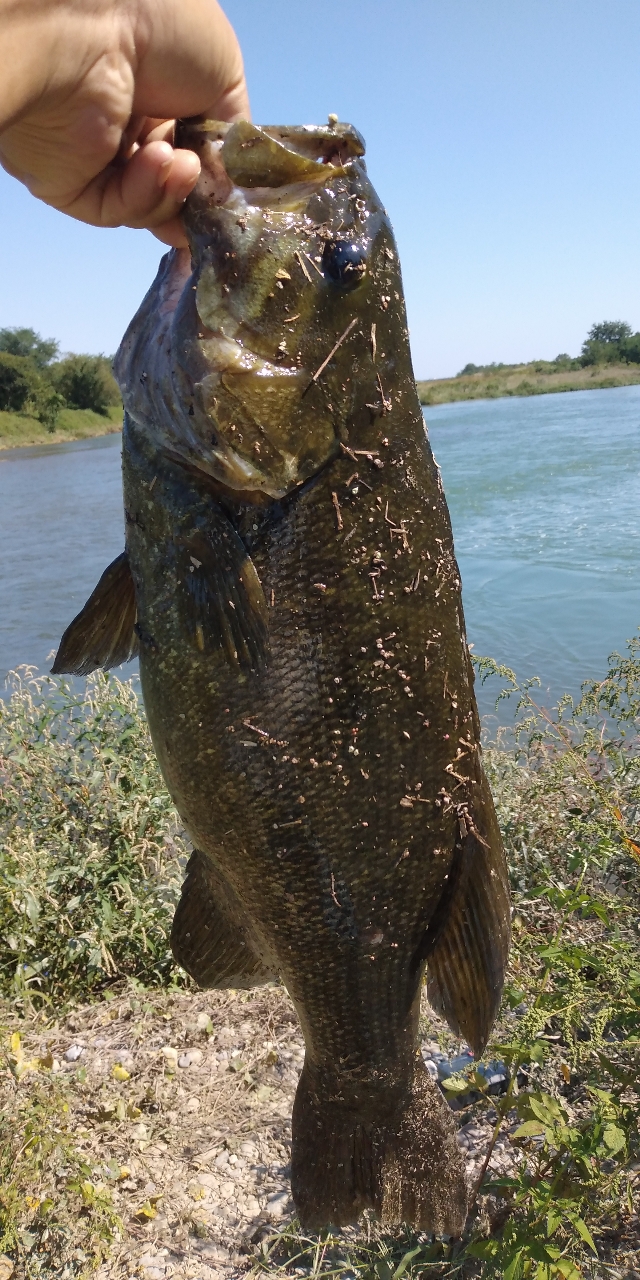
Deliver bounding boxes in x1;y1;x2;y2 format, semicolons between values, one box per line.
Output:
54;119;510;1234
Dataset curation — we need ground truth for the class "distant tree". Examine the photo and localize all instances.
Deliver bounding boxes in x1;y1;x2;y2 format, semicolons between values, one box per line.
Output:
0;352;42;412
580;321;634;366
457;363;481;376
585;321;632;345
52;355;121;416
0;326;59;368
620;333;640;365
0;352;64;429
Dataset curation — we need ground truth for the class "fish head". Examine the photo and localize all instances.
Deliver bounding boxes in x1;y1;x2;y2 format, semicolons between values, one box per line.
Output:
115;119;398;503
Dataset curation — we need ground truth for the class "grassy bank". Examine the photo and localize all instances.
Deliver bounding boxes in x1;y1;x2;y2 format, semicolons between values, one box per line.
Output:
0;405;122;450
1;660;640;1277
417;361;640;407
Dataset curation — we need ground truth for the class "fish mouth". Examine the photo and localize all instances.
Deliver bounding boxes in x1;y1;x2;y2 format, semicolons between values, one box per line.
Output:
176;117;365;190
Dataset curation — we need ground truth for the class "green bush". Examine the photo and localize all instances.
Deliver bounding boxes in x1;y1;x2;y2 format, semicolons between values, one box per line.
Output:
52;355;120;416
0;670;188;1006
0;352;42;413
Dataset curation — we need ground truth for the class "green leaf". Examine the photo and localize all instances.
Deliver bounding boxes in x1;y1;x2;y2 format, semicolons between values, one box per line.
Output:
441;1076;471;1093
556;1260;582;1280
392;1246;423;1279
602;1123;626;1154
503;1249;524;1280
466;1239;499;1260
573;1217;597;1254
530;1094;563;1124
546;1210;562;1236
514;1119;546;1138
375;1259;393;1280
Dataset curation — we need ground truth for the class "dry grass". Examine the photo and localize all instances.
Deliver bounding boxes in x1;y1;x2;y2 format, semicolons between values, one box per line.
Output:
416;363;640;407
0;406;122;450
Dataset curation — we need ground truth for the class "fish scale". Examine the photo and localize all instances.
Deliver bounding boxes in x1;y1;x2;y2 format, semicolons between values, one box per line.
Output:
53;117;510;1235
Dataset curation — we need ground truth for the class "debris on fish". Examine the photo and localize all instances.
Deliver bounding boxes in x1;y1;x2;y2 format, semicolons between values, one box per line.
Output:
53;115;511;1236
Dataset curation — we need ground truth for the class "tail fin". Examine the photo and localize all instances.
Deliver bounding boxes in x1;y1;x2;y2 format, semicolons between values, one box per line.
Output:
291;1059;468;1234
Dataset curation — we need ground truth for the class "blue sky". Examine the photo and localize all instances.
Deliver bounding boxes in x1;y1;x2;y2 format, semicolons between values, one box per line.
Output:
1;0;639;378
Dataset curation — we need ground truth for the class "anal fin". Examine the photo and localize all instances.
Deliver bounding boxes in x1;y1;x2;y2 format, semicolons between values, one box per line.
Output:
425;811;511;1056
171;850;273;989
52;551;139;676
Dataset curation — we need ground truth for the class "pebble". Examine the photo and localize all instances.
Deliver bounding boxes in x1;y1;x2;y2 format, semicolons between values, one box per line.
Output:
178;1048;204;1068
266;1190;291;1219
64;1044;84;1062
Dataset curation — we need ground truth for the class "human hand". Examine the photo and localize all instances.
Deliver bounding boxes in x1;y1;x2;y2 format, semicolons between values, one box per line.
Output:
0;0;248;246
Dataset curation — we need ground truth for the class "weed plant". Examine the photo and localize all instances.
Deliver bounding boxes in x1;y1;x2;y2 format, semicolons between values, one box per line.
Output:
0;669;189;1007
0;1032;121;1276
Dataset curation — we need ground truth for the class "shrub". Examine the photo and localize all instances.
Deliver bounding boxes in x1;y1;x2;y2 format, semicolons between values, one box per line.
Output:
0;352;42;413
52;355;121;416
0;670;188;1006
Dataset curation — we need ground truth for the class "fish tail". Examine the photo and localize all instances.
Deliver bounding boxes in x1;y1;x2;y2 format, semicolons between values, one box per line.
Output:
291;1058;468;1234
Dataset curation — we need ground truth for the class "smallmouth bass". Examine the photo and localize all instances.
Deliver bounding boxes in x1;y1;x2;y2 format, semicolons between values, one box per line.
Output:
54;117;510;1234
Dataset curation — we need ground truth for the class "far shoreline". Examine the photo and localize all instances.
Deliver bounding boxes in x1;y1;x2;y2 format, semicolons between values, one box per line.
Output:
0;405;122;452
2;367;640;452
416;360;640;407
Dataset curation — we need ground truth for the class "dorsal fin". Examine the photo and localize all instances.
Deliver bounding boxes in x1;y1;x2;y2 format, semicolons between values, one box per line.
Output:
51;551;139;676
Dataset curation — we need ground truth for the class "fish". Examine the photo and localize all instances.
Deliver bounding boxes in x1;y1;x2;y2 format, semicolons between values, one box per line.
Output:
53;116;511;1235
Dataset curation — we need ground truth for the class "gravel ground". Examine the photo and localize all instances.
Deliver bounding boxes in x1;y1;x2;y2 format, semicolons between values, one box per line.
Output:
0;983;532;1280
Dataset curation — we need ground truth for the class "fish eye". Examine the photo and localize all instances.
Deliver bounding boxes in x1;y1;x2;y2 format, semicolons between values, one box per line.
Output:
322;239;367;289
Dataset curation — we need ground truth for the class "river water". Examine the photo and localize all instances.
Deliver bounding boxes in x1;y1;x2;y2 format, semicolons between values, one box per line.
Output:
1;385;639;720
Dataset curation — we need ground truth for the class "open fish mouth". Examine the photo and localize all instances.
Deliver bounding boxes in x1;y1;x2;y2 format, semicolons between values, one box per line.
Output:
114;117;384;505
176;117;366;192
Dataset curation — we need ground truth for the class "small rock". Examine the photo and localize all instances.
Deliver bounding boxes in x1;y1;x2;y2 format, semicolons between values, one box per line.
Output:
130;1122;148;1140
200;1245;229;1263
0;1255;14;1280
64;1044;84;1062
266;1190;290;1219
178;1048;203;1068
424;1059;438;1080
214;1151;229;1168
186;1096;200;1112
161;1046;178;1069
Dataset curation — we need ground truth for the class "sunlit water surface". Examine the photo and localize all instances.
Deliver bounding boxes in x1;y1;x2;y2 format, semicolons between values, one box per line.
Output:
1;384;639;720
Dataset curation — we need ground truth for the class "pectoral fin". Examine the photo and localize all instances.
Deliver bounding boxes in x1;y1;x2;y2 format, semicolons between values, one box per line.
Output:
424;810;511;1056
172;850;273;989
51;551;139;676
177;529;269;670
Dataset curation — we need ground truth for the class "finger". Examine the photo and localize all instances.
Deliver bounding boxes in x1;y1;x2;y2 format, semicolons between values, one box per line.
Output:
150;216;190;249
77;139;200;230
132;0;250;124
